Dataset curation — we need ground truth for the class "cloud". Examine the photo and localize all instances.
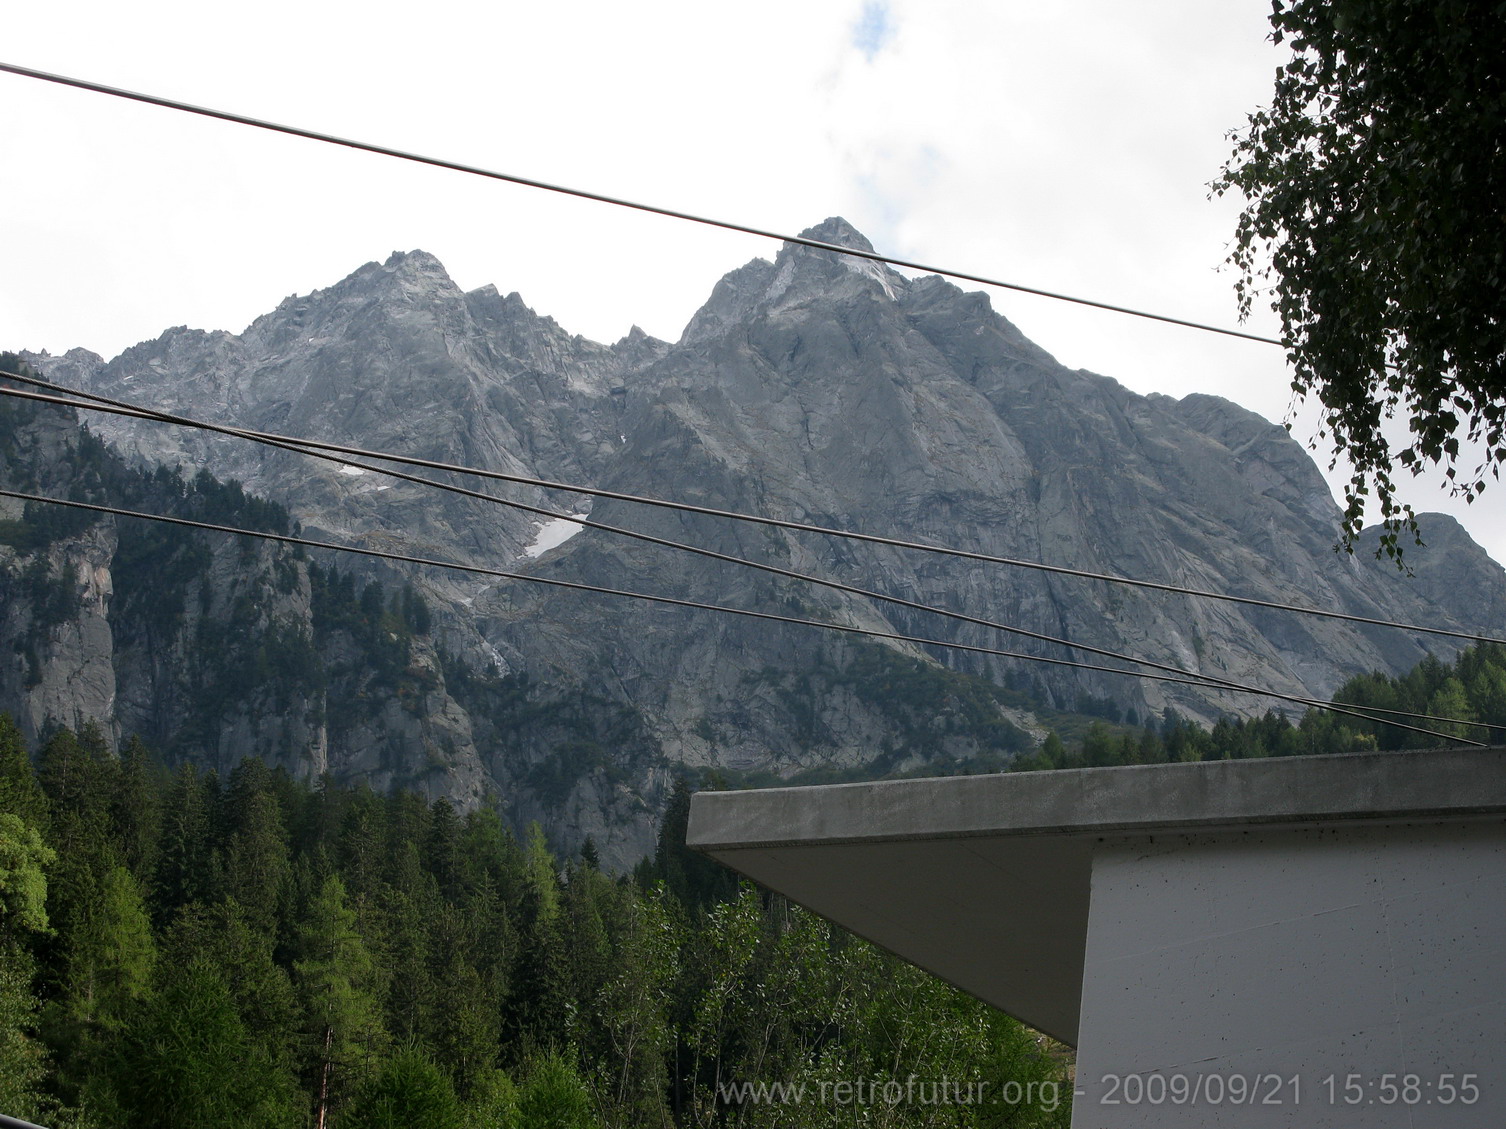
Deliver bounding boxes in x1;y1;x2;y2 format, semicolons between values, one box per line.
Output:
851;1;895;61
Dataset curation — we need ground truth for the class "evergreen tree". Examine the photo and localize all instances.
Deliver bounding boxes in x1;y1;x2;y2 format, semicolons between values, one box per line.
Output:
161;897;302;1082
342;1042;465;1129
425;901;500;1099
37;724;115;852
507;826;570;1057
219;757;294;937
335;783;385;918
99;959;300;1129
110;736;163;884
651;780;737;912
518;1052;601;1129
425;797;462;903
153;762;220;922
466;1067;521;1129
294;874;386;1129
0;715;45;827
77;866;156;1026
380;880;437;1044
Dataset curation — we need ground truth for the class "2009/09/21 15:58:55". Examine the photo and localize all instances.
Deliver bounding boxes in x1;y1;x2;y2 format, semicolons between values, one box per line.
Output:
1092;1071;1481;1108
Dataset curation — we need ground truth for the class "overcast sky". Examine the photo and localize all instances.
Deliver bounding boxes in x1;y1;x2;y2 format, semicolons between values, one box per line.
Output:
3;0;1502;566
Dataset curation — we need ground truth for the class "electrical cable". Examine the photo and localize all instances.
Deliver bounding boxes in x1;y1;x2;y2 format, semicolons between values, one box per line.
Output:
0;377;1427;713
4;370;1501;650
0;59;1282;347
0;378;1265;695
1;377;1493;737
0;487;1485;747
0;69;1489;742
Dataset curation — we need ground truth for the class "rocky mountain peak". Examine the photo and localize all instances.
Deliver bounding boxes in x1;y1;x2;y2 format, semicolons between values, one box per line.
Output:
368;249;466;306
798;216;876;253
769;217;905;304
14;228;1506;866
381;247;451;278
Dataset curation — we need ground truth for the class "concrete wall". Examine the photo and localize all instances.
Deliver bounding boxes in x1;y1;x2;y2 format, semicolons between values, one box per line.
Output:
1073;820;1505;1128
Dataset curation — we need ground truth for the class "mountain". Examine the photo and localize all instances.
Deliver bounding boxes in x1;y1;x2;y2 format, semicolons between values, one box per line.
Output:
0;373;670;868
11;219;1506;860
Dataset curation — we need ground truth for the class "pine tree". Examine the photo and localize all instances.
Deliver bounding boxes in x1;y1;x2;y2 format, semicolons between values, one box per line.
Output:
0;715;45;827
294;874;386;1129
507;825;569;1056
111;736;163;883
153;762;219;922
342;1042;464;1129
101;959;300;1129
219;758;294;937
518;1052;601;1129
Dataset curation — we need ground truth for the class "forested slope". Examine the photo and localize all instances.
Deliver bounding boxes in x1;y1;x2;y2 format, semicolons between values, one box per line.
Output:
0;718;1070;1129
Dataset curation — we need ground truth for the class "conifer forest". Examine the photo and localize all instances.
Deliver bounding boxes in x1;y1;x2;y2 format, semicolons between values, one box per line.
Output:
2;643;1502;1127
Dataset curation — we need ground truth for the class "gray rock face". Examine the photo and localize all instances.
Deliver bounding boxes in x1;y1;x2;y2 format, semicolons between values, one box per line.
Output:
13;218;1506;862
0;399;119;744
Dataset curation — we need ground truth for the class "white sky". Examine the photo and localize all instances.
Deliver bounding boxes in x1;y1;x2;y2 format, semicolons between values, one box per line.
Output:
2;0;1502;565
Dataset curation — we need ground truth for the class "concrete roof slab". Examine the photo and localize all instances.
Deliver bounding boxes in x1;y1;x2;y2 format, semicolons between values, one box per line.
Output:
687;748;1506;1045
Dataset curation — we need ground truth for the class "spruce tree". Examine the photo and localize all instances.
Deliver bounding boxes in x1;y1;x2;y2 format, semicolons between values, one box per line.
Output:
0;715;45;827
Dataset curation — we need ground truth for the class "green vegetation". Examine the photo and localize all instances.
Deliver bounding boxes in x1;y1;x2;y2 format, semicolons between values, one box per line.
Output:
0;718;1073;1129
725;641;1032;781
1214;1;1506;555
1015;643;1506;772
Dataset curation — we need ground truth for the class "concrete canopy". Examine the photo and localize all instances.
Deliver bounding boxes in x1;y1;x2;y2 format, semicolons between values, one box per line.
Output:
686;747;1506;1046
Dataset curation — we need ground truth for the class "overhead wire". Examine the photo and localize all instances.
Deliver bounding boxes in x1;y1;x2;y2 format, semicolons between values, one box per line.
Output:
2;377;1279;697
0;487;1485;747
0;374;1494;738
0;67;1490;745
0;59;1282;347
3;369;1501;650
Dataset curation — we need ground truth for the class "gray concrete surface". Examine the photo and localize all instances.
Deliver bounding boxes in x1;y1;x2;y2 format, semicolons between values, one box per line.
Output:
1075;821;1505;1126
687;748;1506;1053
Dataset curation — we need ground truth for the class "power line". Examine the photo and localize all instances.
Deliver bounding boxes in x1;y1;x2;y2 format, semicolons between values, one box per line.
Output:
0;378;1275;698
0;377;1428;712
4;370;1501;650
0;487;1483;747
0;59;1282;348
2;376;1495;739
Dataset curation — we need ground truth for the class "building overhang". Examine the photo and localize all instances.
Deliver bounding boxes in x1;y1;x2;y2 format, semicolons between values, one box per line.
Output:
686;747;1506;1046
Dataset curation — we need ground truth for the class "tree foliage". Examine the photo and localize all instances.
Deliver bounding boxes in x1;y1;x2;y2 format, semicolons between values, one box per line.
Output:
1214;0;1506;555
99;960;300;1129
0;635;1500;1126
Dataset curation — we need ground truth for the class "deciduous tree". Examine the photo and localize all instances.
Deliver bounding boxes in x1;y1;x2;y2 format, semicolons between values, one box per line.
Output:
1214;0;1506;555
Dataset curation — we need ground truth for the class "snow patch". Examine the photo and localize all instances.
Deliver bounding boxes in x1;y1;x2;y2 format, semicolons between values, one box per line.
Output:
523;514;589;558
337;465;366;477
